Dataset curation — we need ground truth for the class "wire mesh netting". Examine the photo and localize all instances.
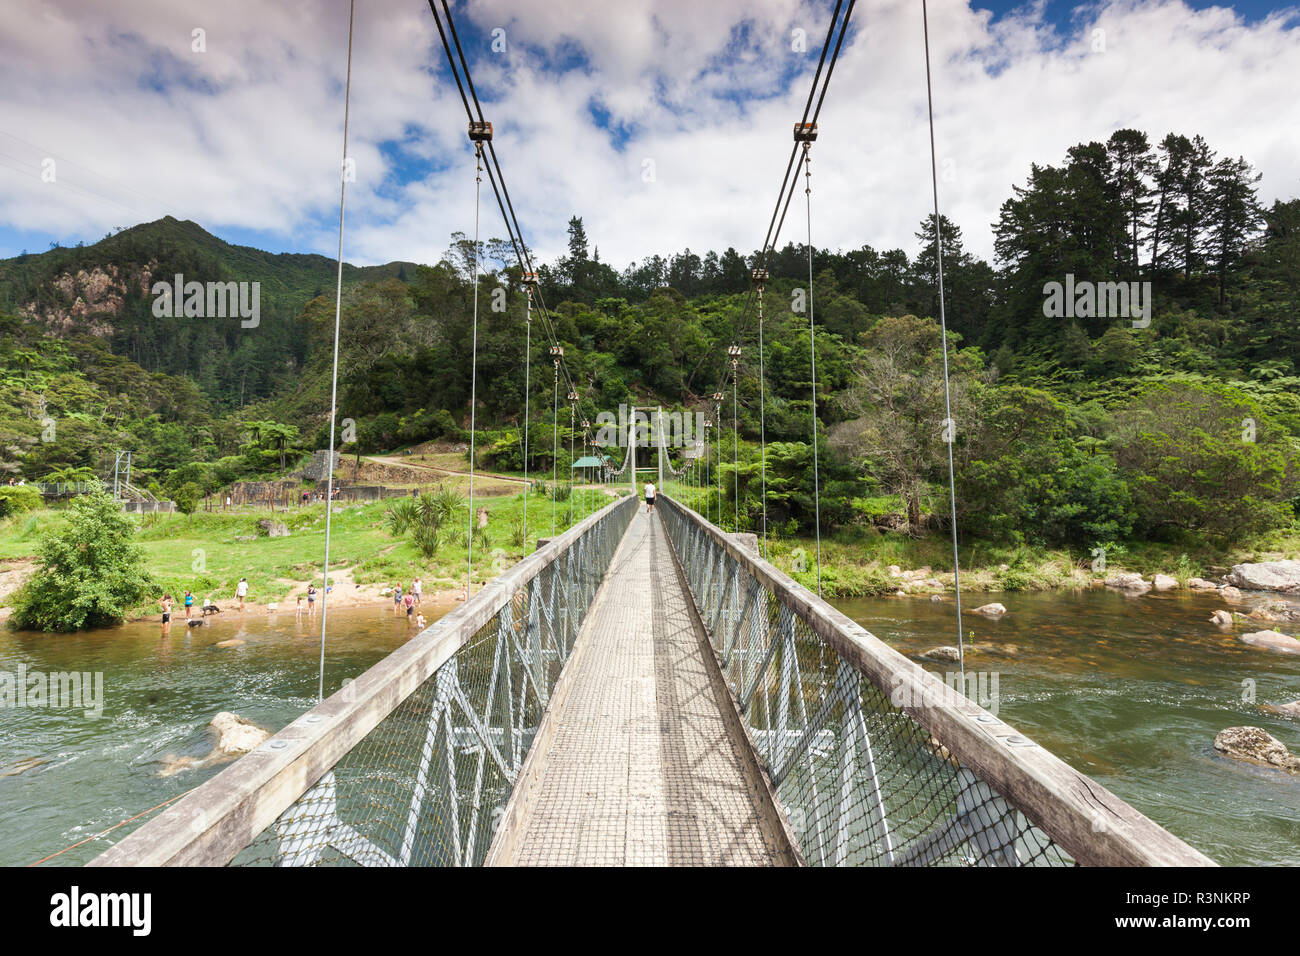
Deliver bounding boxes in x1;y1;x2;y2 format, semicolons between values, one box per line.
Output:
657;497;1074;867
228;496;636;867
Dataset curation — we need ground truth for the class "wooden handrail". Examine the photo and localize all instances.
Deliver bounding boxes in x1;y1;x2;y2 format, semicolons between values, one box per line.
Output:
657;495;1215;867
89;495;636;867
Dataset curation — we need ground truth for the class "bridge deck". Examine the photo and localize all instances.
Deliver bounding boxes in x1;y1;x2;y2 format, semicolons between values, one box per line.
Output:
501;509;790;866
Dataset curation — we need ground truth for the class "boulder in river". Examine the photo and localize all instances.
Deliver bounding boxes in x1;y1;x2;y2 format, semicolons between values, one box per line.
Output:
1239;630;1300;655
159;712;273;777
1263;700;1300;719
210;712;271;755
920;646;962;663
1213;726;1300;772
1209;610;1234;627
973;602;1007;617
257;519;290;538
1220;586;1245;602
0;756;46;778
1152;573;1179;591
970;643;1020;658
1245;605;1285;623
1187;577;1218;590
1104;572;1151;594
1227;559;1300;593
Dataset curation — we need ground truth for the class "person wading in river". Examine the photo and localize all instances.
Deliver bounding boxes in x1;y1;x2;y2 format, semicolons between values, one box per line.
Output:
160;594;173;633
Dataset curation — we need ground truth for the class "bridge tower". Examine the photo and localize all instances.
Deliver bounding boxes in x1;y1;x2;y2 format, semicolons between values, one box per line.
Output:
628;405;666;495
656;406;664;490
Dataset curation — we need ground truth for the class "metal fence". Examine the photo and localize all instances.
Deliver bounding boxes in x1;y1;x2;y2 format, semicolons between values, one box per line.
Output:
33;481;95;497
90;495;637;867
655;495;1214;867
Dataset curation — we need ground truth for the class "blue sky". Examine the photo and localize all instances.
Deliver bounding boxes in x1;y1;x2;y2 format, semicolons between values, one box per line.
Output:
975;0;1282;24
1;0;1297;269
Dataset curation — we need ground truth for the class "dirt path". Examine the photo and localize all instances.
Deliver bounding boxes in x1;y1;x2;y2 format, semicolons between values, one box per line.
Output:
0;559;36;623
366;455;529;485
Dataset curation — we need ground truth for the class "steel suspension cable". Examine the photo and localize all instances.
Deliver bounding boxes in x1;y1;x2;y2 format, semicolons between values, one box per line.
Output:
804;143;823;597
551;360;558;536
427;0;603;458
317;0;356;703
757;281;768;557
715;401;723;526
922;0;967;678
522;290;532;546
687;0;846;393
701;1;855;406
465;142;484;598
569;401;575;522
732;367;739;531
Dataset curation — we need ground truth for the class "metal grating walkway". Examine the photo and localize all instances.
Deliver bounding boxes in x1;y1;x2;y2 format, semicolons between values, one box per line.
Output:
500;509;791;866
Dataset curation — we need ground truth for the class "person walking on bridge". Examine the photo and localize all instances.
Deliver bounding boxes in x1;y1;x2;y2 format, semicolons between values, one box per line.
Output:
644;481;656;514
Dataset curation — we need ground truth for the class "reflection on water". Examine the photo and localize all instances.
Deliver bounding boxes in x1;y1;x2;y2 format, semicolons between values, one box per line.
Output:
0;606;442;866
834;588;1300;866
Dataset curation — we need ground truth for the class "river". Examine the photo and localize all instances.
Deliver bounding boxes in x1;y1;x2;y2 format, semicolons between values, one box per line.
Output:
0;606;438;867
3;589;1298;866
834;588;1300;865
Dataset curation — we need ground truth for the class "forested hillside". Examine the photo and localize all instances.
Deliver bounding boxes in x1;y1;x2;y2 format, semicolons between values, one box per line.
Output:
1;126;1297;556
0;216;416;409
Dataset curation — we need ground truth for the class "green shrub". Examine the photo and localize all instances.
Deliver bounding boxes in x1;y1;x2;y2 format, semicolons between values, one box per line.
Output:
0;485;41;518
385;487;466;559
8;490;154;631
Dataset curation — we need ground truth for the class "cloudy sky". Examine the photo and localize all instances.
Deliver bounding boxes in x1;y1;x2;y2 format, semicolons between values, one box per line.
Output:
0;0;1297;270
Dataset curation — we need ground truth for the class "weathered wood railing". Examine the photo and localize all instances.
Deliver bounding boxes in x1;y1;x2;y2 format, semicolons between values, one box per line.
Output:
90;494;636;866
655;494;1214;867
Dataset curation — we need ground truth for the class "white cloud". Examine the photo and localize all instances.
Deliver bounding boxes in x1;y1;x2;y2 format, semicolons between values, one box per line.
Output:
0;0;1297;268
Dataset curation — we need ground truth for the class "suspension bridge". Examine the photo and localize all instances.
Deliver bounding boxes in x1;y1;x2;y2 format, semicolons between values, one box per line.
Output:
90;484;1211;867
87;1;1216;867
